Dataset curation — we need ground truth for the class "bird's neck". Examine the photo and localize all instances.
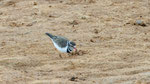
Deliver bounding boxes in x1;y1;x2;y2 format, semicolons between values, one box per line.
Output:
67;42;72;53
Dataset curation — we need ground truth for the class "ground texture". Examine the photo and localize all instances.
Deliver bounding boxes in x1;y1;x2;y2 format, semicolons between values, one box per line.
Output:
0;0;150;84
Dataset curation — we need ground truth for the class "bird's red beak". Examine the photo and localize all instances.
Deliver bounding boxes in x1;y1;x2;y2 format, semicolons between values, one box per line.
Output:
74;48;77;52
74;47;77;52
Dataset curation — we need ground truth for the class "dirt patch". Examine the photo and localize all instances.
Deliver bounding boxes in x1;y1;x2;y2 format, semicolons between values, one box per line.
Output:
0;0;150;84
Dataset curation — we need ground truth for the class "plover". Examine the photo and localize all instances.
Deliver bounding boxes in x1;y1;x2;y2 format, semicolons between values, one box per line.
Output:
45;33;77;57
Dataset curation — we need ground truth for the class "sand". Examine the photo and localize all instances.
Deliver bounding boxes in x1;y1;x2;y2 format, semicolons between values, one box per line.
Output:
0;0;150;84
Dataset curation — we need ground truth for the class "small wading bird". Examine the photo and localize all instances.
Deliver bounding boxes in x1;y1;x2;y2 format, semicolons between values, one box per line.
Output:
45;33;77;57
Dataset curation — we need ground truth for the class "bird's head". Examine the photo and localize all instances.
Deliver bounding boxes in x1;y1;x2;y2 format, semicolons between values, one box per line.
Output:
68;41;77;52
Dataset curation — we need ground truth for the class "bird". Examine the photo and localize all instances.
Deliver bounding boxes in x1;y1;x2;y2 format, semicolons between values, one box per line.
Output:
45;33;77;57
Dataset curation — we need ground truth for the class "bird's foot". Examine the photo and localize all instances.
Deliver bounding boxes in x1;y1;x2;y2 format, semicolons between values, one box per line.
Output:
68;52;75;56
68;53;72;56
59;54;63;58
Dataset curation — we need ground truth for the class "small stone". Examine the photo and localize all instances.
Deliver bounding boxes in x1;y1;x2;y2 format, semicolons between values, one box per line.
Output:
136;20;142;25
81;17;86;19
135;20;146;27
70;77;77;81
90;39;94;42
0;12;3;15
26;23;33;26
60;1;63;3
49;5;52;7
1;42;6;46
33;2;37;5
49;15;54;18
93;29;99;34
69;20;78;27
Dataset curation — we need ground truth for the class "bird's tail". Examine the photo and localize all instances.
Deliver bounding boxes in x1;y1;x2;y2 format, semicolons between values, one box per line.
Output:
45;33;54;38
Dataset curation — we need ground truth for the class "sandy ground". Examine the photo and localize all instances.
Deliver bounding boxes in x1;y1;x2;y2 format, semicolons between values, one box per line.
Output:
0;0;150;84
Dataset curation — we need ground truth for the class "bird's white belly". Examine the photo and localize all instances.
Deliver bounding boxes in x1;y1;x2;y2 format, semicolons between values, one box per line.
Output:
52;40;67;53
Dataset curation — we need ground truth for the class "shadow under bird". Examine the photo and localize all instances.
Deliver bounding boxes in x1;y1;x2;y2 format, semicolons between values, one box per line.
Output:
45;33;77;54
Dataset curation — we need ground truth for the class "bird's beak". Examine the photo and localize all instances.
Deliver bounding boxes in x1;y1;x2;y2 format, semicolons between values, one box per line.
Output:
73;46;77;52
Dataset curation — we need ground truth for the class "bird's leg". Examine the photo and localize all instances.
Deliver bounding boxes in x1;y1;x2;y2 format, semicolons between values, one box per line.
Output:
68;53;73;56
68;53;71;56
59;53;63;58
